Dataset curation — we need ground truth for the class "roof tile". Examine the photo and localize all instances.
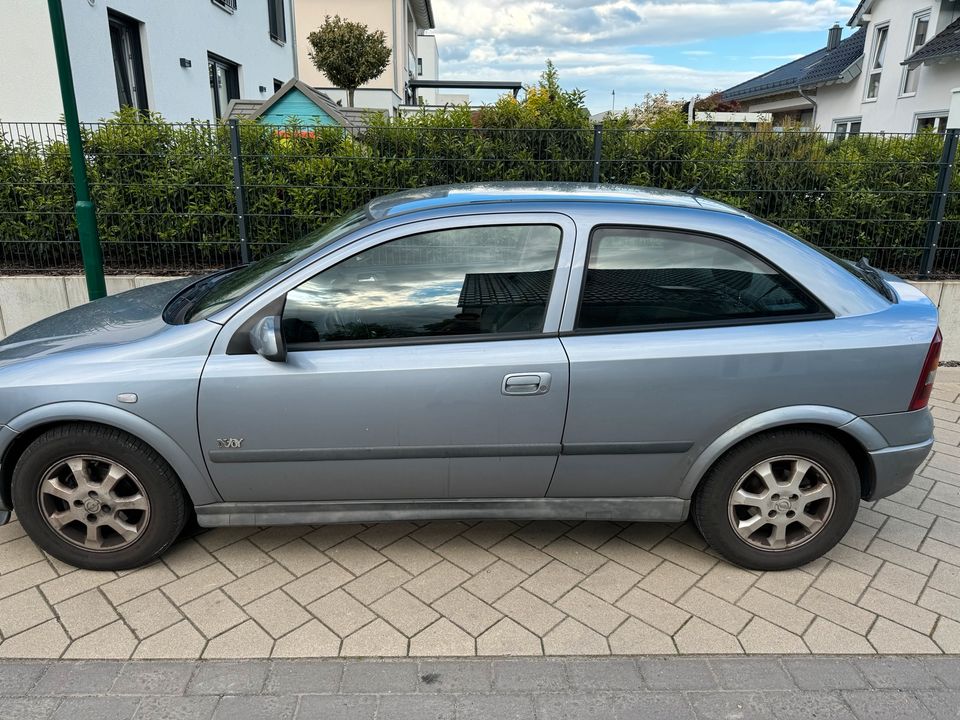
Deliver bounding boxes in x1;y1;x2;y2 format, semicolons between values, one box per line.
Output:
721;29;865;102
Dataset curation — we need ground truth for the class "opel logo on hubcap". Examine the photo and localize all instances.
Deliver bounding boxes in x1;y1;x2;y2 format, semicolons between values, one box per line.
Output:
775;500;791;512
84;498;102;513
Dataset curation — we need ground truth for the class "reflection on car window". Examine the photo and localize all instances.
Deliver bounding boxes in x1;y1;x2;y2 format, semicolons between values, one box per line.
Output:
185;210;369;322
577;228;821;330
282;225;562;345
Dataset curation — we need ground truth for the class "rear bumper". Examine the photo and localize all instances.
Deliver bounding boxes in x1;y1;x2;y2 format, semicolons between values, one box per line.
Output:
865;438;933;501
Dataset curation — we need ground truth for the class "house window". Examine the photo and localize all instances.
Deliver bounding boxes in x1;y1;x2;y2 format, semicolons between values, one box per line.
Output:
108;11;148;112
916;114;950;134
407;8;417;53
417;58;423;77
209;54;240;119
834;118;862;140
211;0;238;11
866;24;889;100
267;0;286;42
901;12;930;95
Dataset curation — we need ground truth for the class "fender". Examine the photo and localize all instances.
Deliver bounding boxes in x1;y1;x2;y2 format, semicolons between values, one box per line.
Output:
3;401;221;505
677;405;888;499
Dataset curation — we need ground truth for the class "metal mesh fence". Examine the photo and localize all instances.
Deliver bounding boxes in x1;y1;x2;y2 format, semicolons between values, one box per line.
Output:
0;119;956;277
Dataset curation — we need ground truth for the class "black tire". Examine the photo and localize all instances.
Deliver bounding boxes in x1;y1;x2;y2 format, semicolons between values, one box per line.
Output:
12;423;188;571
692;429;860;571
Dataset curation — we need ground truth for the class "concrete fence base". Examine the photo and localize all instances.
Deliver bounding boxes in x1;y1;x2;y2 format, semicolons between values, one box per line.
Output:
0;275;957;358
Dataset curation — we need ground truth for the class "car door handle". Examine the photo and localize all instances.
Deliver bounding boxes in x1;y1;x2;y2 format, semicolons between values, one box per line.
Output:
502;373;552;396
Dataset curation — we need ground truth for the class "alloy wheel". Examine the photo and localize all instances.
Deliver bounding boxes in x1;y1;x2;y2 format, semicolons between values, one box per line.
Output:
37;455;150;551
726;455;835;552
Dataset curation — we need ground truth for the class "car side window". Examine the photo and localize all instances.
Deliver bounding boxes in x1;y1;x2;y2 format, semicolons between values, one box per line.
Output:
577;227;823;330
282;224;562;346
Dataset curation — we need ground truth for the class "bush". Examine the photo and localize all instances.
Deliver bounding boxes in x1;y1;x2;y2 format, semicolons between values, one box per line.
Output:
0;102;955;274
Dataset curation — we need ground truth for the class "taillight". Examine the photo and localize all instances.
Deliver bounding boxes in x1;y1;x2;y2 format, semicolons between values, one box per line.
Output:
910;327;942;411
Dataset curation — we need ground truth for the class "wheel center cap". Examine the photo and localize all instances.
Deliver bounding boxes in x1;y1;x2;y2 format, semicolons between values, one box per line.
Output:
774;499;792;512
83;498;102;513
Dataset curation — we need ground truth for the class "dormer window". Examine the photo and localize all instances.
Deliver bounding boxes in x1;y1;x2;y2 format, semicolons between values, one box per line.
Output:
866;24;888;100
901;12;930;95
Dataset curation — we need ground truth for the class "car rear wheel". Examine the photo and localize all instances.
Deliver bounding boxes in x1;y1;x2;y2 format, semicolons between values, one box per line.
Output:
692;429;860;571
12;423;188;571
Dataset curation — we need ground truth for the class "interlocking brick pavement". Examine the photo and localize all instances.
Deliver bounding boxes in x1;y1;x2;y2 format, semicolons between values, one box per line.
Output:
1;377;960;659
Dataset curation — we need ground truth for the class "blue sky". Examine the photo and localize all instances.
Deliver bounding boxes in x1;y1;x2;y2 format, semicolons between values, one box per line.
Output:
430;0;859;113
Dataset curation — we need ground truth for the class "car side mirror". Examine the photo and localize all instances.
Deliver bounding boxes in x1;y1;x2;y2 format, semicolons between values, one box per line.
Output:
249;315;287;362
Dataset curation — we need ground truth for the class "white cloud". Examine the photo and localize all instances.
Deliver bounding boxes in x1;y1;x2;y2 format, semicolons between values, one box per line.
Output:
429;0;857;111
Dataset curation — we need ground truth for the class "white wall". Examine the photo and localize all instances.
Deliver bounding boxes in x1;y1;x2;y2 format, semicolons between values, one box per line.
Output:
1;0;296;123
316;88;401;113
296;0;396;96
416;34;440;105
0;1;62;123
294;0;432;112
815;0;960;134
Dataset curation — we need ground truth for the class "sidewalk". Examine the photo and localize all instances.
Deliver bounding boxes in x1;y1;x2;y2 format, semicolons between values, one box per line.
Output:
2;656;959;719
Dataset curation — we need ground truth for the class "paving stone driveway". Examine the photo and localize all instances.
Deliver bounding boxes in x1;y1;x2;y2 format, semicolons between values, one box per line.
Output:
1;379;960;659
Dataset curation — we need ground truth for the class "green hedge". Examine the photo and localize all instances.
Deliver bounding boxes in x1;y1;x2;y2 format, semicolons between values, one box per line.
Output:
0;106;955;274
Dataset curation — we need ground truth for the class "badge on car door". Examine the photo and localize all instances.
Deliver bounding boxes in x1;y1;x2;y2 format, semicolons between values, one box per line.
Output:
216;438;244;449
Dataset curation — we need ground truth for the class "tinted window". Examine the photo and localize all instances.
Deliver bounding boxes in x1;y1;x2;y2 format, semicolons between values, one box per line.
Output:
283;225;562;345
577;228;821;330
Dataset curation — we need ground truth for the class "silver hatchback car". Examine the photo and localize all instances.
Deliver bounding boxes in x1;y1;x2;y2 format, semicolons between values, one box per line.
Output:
0;184;940;572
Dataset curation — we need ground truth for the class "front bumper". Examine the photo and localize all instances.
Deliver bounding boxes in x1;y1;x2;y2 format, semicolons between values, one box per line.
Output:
0;424;15;525
866;438;933;501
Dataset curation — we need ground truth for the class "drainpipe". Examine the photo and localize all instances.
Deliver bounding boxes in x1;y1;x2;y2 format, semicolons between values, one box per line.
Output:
392;0;399;113
47;0;106;300
797;82;818;128
289;0;299;80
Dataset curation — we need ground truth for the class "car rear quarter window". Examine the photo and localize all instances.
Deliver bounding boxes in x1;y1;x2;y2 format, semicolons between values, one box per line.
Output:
282;224;562;346
576;227;824;331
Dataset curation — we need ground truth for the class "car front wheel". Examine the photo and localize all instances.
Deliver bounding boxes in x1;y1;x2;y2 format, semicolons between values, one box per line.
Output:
12;423;188;571
692;429;861;571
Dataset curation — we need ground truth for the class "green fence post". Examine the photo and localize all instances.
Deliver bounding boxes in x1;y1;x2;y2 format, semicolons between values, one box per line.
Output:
47;0;106;300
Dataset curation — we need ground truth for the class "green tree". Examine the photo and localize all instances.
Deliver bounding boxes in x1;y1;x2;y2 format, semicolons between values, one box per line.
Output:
306;15;391;107
475;60;590;129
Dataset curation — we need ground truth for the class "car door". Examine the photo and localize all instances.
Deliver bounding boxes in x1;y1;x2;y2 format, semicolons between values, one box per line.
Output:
552;222;832;500
197;212;575;502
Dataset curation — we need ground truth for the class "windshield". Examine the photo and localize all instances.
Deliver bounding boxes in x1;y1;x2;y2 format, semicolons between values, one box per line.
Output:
184;209;369;322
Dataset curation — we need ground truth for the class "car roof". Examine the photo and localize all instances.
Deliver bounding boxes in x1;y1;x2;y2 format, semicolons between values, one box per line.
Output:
364;182;747;221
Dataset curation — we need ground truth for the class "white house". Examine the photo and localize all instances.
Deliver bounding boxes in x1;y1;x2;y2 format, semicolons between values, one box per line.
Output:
410;34;470;109
295;0;452;114
0;0;297;123
722;0;960;134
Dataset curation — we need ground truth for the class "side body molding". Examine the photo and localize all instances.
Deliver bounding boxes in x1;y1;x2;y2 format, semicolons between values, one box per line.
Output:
4;402;221;505
677;405;888;498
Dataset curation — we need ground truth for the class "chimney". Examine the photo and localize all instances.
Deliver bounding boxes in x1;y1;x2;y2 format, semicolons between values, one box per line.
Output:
828;23;842;51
